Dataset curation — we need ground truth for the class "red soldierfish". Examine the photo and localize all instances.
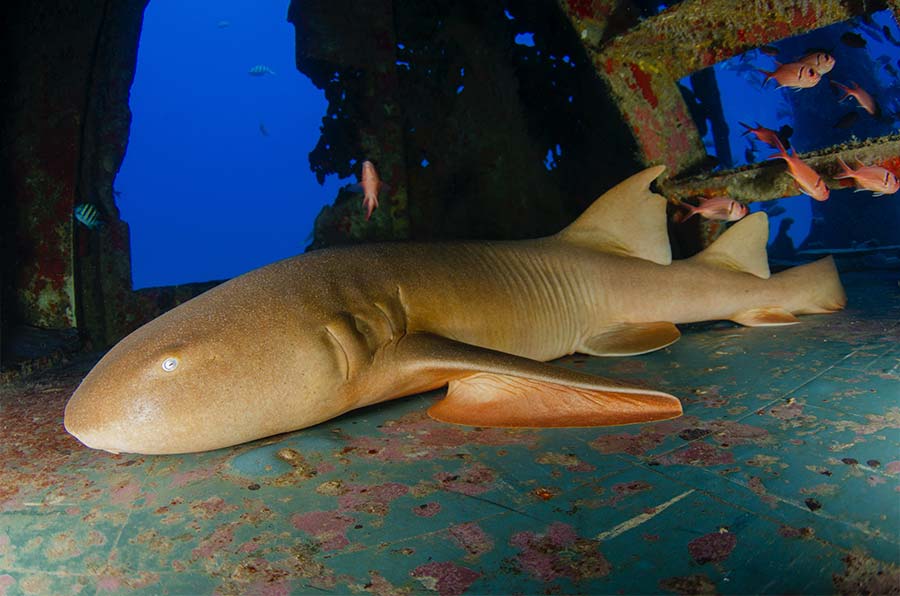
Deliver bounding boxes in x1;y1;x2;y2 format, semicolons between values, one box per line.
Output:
739;122;783;149
798;51;835;74
834;157;900;196
676;197;748;222
759;62;821;89
831;81;878;116
360;160;384;220
768;140;830;202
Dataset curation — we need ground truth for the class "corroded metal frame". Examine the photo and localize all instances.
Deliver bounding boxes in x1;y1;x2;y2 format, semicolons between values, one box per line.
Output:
558;0;900;206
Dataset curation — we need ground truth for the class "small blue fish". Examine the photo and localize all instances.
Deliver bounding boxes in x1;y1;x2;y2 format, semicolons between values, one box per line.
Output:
74;203;102;229
248;64;276;77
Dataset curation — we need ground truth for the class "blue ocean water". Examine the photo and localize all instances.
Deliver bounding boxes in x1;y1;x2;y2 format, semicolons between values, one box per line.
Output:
116;0;343;289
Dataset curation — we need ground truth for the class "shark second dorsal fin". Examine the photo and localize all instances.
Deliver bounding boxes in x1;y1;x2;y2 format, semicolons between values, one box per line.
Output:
556;165;671;265
691;211;771;279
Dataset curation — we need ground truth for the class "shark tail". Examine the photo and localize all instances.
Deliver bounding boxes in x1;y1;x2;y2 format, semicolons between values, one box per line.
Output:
771;255;847;314
691;214;845;316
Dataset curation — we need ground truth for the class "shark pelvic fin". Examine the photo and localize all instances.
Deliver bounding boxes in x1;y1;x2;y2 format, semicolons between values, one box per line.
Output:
393;333;682;428
556;165;671;265
692;212;771;279
731;307;799;326
580;322;680;356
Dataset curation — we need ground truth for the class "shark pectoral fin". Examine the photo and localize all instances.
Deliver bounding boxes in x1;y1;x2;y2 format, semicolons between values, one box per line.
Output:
731;307;799;326
428;372;682;428
395;333;682;428
580;322;680;356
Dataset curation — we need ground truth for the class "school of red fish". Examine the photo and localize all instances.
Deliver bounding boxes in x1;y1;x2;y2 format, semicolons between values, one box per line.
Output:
679;47;898;223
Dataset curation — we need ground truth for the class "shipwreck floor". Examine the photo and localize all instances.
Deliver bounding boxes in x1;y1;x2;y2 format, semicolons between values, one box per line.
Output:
1;271;899;595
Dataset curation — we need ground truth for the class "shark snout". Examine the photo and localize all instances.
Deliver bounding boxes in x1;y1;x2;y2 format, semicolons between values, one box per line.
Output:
63;385;120;453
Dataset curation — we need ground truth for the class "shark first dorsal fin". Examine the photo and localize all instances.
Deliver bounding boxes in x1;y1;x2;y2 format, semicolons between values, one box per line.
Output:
556;165;671;265
692;211;771;279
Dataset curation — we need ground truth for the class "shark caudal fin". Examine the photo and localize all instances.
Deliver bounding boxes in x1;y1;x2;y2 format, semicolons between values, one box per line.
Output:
771;255;847;315
556;165;671;265
690;211;771;279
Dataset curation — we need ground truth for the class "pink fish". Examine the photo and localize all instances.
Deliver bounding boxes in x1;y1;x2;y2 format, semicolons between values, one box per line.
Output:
739;122;782;149
759;61;821;89
360;160;384;220
798;51;835;74
675;197;748;222
834;157;900;197
831;80;878;116
768;140;830;202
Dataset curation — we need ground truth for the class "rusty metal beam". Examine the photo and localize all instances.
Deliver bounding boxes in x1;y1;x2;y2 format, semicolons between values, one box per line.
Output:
662;135;900;202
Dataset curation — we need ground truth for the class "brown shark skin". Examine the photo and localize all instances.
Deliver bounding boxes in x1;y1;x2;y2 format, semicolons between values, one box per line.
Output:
63;168;846;454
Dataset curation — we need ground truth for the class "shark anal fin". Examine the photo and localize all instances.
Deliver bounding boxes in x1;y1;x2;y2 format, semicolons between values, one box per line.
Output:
580;322;680;356
391;333;682;429
731;307;799;326
429;372;682;428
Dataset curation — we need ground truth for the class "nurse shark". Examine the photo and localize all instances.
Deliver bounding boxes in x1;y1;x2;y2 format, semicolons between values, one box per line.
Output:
64;166;846;454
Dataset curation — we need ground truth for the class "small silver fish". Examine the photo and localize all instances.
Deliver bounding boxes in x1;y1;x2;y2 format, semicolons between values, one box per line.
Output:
248;64;276;77
74;203;102;229
217;20;230;29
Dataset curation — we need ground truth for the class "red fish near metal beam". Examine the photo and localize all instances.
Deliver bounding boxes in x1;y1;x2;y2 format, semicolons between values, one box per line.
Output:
834;157;900;197
768;140;830;202
674;197;748;222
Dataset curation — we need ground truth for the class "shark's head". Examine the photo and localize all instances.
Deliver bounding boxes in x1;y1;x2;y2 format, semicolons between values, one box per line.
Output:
64;273;344;455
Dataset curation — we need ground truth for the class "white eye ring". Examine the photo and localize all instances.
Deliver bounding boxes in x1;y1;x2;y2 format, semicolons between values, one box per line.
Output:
162;357;179;372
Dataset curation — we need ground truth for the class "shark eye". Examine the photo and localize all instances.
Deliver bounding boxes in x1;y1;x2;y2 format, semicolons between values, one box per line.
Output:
162;357;179;372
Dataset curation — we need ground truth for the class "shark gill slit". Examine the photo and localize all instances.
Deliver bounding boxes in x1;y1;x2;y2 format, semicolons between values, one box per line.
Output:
372;301;397;338
323;325;351;381
394;285;410;329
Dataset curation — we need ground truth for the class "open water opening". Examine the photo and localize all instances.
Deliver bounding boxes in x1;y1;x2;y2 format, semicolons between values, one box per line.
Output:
117;0;342;289
677;9;900;256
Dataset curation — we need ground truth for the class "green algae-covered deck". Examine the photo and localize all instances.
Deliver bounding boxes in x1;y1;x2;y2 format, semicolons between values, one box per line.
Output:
1;271;898;595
